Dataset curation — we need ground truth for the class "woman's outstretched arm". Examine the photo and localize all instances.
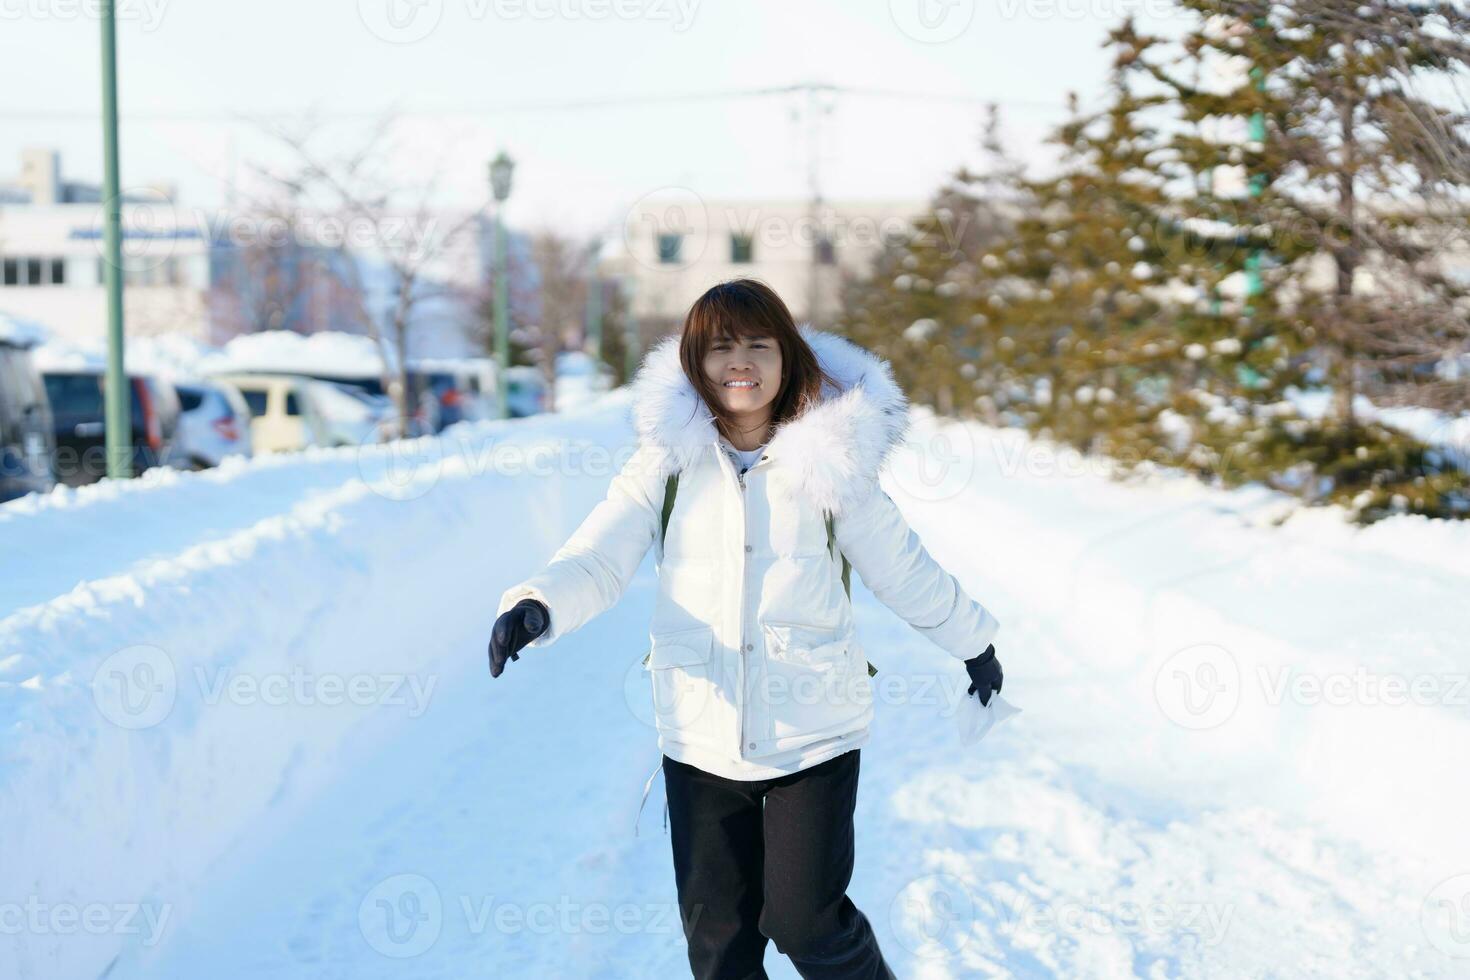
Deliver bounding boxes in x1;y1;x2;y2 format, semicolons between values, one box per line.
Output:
495;443;666;648
834;486;1000;660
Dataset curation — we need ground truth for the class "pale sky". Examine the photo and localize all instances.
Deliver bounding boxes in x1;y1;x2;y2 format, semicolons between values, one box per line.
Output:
0;0;1191;236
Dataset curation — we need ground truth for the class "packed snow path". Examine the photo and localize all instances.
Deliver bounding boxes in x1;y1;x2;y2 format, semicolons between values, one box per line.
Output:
4;391;1468;978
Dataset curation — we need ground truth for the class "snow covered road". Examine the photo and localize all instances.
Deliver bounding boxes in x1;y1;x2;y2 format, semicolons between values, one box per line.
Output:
4;393;1468;978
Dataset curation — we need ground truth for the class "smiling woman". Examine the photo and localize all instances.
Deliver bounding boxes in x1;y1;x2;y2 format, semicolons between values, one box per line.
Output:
488;276;1003;979
678;280;836;453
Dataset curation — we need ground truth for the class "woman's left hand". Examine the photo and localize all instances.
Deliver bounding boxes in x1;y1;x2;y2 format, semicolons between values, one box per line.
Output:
964;644;1003;707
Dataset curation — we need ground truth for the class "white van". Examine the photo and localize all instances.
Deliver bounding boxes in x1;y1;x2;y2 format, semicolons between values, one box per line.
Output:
210;372;328;453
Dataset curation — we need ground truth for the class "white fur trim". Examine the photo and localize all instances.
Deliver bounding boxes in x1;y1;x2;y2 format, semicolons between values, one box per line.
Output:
629;323;910;516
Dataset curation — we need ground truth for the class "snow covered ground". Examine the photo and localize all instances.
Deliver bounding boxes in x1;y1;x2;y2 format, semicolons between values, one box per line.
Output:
3;392;1468;979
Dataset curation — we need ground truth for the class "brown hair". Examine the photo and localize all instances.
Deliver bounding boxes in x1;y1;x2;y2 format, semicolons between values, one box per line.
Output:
679;279;834;444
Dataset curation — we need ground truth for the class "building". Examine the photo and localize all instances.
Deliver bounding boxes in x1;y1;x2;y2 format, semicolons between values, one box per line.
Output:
0;149;486;355
0;148;215;344
607;196;927;334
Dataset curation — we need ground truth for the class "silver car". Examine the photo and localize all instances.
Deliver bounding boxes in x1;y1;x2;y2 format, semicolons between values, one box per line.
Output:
173;379;254;468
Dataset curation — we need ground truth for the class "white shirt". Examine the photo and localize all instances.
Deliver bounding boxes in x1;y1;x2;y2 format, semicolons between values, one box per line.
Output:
720;437;767;476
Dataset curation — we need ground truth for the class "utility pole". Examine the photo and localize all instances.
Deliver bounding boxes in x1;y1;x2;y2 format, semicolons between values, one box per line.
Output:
99;0;130;479
793;83;835;329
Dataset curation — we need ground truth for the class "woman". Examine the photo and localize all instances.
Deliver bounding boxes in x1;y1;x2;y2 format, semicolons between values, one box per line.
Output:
487;278;1003;980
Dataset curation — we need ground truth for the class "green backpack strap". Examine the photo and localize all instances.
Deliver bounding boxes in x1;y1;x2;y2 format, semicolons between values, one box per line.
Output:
660;472;679;546
825;511;877;678
644;474;680;668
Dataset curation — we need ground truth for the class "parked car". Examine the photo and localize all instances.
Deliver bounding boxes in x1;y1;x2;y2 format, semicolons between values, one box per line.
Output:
41;368;181;486
211;372;329;454
504;366;549;418
408;358;501;428
405;368;462;432
306;379;384;447
0;336;56;502
173;378;254;468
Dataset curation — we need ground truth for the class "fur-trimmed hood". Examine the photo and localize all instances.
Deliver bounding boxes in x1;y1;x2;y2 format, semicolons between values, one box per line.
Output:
628;324;910;516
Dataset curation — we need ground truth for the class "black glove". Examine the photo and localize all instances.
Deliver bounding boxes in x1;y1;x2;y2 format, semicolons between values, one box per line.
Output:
964;644;1003;707
488;599;549;678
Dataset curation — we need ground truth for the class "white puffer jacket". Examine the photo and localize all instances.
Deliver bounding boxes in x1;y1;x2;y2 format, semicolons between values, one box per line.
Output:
497;326;1001;785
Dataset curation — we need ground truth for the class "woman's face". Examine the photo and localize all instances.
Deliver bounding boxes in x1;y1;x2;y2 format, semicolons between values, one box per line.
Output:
702;331;783;422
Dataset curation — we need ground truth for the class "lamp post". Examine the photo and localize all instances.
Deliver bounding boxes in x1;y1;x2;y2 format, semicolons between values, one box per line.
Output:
621;276;639;383
100;0;130;478
584;236;603;363
488;150;515;419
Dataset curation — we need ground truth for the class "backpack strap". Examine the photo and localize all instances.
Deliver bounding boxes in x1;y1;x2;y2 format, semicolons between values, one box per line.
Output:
825;511;876;678
660;472;679;547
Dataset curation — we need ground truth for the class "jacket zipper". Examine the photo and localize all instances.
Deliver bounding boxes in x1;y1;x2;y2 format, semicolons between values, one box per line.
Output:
735;456;749;759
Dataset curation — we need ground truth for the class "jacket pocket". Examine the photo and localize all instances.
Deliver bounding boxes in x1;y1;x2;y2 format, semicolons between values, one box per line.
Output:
764;622;850;670
758;621;868;746
642;625;719;745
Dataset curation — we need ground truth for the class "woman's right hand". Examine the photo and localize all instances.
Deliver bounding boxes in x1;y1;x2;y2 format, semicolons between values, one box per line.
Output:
488;599;550;677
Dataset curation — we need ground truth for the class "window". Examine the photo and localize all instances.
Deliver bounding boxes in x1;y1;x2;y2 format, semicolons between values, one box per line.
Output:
730;234;754;264
657;233;683;264
240;390;269;417
43;372;104;416
2;256;68;286
284;391;301;416
176;387;204;412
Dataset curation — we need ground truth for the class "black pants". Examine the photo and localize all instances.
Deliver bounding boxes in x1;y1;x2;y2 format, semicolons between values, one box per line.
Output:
662;748;897;980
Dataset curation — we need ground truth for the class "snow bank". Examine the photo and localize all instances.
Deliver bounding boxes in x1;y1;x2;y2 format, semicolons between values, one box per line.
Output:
4;390;1469;977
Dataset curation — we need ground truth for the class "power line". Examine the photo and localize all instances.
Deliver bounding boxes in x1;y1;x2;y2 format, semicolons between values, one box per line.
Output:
0;82;1077;123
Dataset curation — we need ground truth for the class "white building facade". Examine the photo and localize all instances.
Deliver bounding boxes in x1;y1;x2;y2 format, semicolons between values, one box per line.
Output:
609;196;927;332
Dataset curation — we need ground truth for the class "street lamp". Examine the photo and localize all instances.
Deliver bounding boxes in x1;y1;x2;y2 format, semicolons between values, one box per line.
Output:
100;0;130;478
488;150;515;419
